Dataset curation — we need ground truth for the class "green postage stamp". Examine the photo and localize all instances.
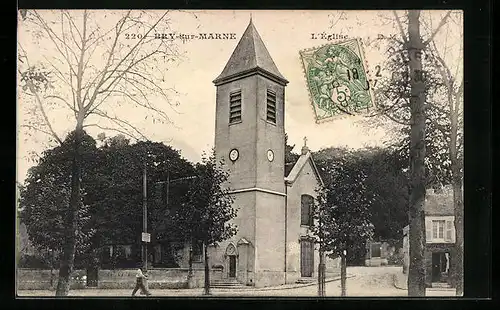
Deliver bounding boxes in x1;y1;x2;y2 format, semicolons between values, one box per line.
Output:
300;39;375;122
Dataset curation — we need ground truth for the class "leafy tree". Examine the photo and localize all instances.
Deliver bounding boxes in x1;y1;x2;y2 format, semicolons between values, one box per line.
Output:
19;133;196;272
175;150;238;295
361;147;409;241
315;147;409;243
93;138;195;245
18;10;181;296
19;131;99;262
312;148;375;297
285;133;300;165
77;137;196;270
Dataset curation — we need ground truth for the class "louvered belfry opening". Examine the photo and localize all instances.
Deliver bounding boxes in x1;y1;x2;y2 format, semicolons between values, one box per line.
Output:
266;89;277;123
229;90;242;123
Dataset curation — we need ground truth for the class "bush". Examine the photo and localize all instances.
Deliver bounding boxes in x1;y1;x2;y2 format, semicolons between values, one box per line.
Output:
18;254;51;269
387;252;404;265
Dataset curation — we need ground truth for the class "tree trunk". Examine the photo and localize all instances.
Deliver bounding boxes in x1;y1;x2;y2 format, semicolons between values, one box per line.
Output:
187;238;194;289
318;249;326;297
55;122;84;296
407;10;427;297
203;241;211;295
452;177;463;296
449;75;463;296
450;124;463;296
340;250;347;297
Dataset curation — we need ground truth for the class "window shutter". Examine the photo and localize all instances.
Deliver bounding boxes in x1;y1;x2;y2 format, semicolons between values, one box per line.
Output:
444;221;451;242
425;219;432;242
229;91;242;123
266;90;277;124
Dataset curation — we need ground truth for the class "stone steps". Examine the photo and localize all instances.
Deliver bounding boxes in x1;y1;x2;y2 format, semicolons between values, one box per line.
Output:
431;282;451;288
211;279;249;289
295;278;315;284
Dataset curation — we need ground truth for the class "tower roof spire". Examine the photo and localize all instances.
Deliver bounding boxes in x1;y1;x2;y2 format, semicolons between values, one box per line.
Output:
213;19;288;86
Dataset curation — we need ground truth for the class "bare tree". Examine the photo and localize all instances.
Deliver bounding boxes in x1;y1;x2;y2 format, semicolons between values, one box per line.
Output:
404;10;428;297
423;12;464;295
18;10;181;296
372;10;452;296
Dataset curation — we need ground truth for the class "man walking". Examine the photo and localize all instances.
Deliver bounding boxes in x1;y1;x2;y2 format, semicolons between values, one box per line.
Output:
132;267;151;296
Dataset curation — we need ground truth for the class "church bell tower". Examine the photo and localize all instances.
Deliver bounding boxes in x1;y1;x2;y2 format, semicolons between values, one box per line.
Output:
212;19;289;287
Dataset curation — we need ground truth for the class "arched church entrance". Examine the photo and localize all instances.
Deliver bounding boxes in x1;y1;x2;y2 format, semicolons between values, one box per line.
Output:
225;243;238;278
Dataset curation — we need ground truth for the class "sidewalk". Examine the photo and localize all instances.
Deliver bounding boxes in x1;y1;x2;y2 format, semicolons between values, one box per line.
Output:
392;273;458;296
17;275;353;297
219;274;354;292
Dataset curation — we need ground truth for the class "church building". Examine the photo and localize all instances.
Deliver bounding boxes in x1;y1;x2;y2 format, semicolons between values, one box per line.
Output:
206;19;338;288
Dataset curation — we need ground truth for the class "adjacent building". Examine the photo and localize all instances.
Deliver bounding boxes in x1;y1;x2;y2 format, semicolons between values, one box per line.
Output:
403;187;456;288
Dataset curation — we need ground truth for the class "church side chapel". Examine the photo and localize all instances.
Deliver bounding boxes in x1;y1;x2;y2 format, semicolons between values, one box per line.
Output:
180;19;340;288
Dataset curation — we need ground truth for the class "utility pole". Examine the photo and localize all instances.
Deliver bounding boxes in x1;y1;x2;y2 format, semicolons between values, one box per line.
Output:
155;174;197;207
143;163;148;272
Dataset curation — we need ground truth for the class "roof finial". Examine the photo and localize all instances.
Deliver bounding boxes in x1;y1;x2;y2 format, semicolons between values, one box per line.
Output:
250;12;253;23
301;136;309;155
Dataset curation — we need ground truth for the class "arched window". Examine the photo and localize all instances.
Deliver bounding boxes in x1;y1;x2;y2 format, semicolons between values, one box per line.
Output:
301;194;314;226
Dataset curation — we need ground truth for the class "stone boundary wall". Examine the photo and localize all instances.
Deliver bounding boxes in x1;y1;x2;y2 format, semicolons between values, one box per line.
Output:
17;268;223;290
17;269;87;290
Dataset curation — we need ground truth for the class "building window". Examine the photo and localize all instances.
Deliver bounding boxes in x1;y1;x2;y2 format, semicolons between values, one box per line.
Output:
229;91;242;124
266;90;277;123
301;194;314;226
432;220;445;239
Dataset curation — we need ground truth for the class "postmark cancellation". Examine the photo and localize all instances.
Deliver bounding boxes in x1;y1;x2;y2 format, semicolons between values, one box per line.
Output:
300;39;375;123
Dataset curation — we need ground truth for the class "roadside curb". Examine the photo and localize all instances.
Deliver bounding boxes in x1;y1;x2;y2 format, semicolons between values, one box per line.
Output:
214;274;356;292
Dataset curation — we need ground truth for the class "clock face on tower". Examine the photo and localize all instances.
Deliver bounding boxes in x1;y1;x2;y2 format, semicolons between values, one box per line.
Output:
267;149;274;162
229;148;239;161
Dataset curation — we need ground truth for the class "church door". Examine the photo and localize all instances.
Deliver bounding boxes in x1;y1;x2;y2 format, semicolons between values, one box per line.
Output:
229;256;237;278
300;239;314;277
225;244;238;278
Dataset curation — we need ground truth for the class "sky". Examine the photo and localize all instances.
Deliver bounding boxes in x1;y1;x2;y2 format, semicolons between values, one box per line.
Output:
16;10;462;183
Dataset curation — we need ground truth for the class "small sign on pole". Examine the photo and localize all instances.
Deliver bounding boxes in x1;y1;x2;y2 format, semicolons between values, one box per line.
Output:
142;232;151;243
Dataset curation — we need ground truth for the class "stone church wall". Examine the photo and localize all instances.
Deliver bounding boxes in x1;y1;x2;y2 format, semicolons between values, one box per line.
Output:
254;192;286;287
214;78;258;190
